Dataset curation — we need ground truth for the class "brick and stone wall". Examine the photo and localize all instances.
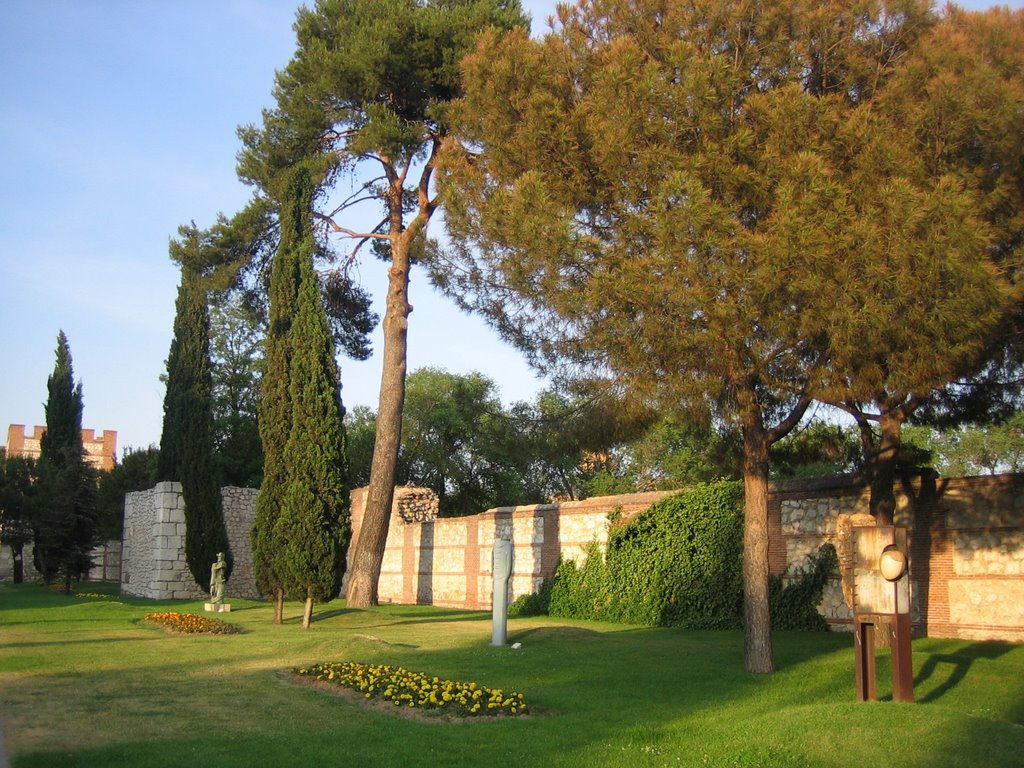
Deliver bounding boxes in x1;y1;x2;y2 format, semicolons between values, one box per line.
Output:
350;476;1021;642
121;482;258;600
768;473;1024;642
103;474;1023;642
348;486;677;610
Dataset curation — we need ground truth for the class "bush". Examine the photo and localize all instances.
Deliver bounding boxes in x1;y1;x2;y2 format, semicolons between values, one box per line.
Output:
514;482;835;631
537;481;745;628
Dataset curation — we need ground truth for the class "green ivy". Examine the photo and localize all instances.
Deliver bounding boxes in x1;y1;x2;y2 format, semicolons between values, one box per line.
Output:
511;482;835;632
769;544;838;631
516;482;742;627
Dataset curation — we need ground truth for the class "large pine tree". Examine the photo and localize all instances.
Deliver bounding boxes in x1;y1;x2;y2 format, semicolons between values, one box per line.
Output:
159;227;232;592
34;331;97;593
439;0;1015;673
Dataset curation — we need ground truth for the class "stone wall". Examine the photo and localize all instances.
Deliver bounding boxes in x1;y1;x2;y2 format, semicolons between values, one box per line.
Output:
121;482;258;600
769;473;1024;642
348;486;677;610
221;487;259;599
0;540;120;583
107;474;1023;642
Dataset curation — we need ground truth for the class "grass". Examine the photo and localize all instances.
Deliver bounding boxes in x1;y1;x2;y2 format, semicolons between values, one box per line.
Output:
1;581;1022;768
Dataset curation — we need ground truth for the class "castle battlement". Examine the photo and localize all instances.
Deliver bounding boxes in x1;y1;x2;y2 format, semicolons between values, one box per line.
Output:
5;424;118;471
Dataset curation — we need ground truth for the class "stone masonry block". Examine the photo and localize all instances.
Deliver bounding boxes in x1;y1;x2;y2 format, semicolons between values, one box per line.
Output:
154;492;180;511
152;522;179;538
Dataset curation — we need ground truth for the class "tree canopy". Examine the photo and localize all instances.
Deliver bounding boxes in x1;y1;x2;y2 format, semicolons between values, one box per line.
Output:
238;0;529;607
158;227;232;592
438;0;1020;672
823;5;1024;522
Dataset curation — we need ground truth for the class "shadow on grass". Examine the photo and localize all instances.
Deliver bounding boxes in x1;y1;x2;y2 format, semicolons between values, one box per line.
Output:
913;641;1017;704
5;585;1024;768
1;635;164;651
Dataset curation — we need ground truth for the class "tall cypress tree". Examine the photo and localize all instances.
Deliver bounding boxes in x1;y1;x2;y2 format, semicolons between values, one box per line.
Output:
159;227;231;591
35;331;97;593
252;168;306;624
276;228;350;629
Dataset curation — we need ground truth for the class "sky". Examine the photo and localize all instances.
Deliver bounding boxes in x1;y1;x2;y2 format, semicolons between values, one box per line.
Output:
0;0;1018;456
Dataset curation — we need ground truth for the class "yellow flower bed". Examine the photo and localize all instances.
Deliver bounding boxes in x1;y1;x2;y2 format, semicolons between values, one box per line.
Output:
295;661;529;717
75;592;108;598
144;611;240;635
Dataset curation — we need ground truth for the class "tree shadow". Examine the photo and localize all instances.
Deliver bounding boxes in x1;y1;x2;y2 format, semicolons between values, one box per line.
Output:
914;641;1016;704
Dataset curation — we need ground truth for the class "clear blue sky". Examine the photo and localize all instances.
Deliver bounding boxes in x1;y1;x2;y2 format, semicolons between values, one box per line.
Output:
0;0;1017;455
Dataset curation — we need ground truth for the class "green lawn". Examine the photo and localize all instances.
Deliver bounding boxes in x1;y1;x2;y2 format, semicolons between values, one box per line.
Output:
1;581;1021;768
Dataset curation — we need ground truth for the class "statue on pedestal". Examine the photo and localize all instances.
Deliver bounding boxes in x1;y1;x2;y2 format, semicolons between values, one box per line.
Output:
210;552;227;605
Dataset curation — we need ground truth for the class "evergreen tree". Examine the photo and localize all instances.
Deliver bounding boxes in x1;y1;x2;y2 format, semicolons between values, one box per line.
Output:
275;221;350;629
439;0;1014;672
252;168;307;624
209;295;264;488
95;447;159;541
34;331;97;593
158;228;231;592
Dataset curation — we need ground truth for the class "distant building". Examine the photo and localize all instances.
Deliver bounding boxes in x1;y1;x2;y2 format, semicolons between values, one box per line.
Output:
4;424;118;471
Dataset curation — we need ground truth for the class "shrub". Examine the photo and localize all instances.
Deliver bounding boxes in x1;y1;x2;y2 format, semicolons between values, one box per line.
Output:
539;481;744;628
515;482;834;631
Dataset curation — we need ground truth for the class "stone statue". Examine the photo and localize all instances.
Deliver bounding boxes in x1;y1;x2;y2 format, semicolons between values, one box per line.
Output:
209;552;227;605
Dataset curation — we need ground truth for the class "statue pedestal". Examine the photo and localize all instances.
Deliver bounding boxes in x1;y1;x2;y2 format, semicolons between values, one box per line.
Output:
204;603;231;613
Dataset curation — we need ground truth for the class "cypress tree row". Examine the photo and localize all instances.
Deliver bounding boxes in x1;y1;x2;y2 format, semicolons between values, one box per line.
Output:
252;168;306;624
158;228;231;591
34;331;98;593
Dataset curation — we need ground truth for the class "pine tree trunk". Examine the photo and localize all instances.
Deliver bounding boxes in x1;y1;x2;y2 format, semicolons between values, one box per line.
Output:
346;233;413;608
741;414;774;674
869;408;906;526
273;588;284;626
302;597;314;629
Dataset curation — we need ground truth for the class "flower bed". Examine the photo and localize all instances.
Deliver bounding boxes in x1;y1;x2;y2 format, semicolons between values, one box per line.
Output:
294;661;528;717
144;611;240;635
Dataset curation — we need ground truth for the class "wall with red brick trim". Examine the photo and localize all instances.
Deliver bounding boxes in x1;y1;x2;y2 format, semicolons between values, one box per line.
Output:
352;476;1022;642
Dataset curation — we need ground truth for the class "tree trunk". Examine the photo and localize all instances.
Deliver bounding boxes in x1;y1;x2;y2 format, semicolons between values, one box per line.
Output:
12;545;23;584
302;596;314;629
861;405;906;526
346;234;413;608
273;587;284;625
741;416;775;674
